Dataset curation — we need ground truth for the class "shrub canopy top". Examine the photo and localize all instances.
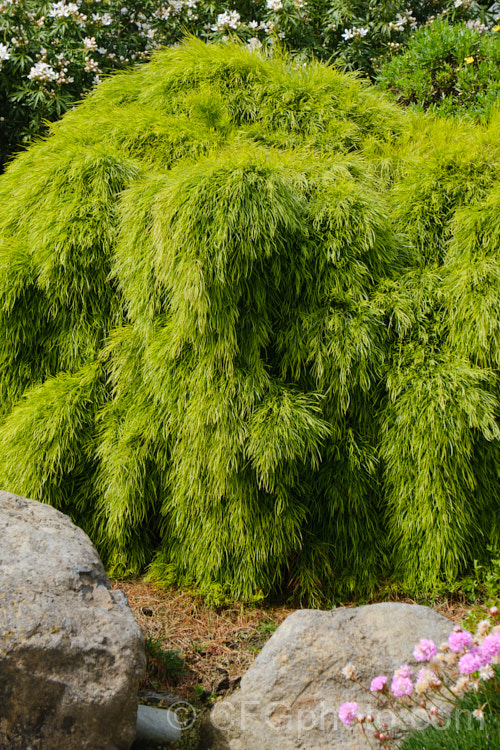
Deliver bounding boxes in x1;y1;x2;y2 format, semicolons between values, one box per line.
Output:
0;39;499;604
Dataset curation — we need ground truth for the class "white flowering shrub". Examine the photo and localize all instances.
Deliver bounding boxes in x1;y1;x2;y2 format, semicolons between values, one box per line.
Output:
0;0;495;167
321;0;496;77
0;0;253;167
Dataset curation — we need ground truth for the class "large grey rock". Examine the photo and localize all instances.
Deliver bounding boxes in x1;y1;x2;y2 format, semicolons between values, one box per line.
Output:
205;603;453;750
0;491;146;750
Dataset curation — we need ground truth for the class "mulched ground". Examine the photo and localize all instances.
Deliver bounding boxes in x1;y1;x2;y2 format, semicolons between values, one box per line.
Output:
112;578;478;701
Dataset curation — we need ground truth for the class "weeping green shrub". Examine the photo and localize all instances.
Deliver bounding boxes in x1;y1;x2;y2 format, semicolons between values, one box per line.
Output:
0;39;499;604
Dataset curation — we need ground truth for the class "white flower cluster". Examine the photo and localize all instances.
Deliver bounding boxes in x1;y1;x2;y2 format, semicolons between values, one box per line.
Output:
247;36;262;51
214;9;240;30
153;5;172;19
84;56;100;72
465;18;489;32
153;0;196;19
266;0;283;11
92;12;113;25
49;1;87;25
0;43;10;64
83;36;97;50
389;12;416;31
341;26;369;40
28;60;60;82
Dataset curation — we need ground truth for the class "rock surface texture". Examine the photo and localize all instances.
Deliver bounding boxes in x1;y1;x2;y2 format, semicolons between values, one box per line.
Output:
0;491;146;750
205;603;453;750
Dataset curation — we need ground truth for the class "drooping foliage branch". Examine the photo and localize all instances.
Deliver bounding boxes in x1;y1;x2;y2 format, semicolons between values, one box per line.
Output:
0;39;499;604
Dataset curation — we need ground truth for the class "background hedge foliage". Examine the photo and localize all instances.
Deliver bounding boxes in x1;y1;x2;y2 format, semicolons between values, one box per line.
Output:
1;0;497;169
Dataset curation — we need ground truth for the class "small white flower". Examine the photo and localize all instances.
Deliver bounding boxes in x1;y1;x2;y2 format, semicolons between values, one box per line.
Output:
153;5;172;19
216;9;240;29
248;20;259;28
84;56;100;73
247;36;262;51
49;1;79;18
28;61;59;82
473;708;484;721
454;0;463;6
479;664;494;681
341;663;356;679
83;36;97;51
477;620;491;637
341;28;355;40
266;0;283;10
0;43;10;63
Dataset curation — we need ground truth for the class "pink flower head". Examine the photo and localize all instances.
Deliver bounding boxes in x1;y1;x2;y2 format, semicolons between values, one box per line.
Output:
395;664;414;679
482;632;500;660
391;674;413;697
416;667;440;694
370;675;388;692
448;630;473;653
458;647;486;675
339;701;359;726
413;638;437;662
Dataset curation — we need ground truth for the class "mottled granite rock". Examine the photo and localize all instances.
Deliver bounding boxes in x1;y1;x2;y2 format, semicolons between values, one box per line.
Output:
0;491;146;750
205;603;453;749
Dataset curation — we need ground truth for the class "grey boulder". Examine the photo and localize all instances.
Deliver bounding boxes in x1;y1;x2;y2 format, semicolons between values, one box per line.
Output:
0;491;146;750
205;602;453;749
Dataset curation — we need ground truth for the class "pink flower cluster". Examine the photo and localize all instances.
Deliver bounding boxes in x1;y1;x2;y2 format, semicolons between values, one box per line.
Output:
458;631;500;674
413;638;437;662
338;607;499;743
448;629;473;653
391;664;413;696
370;675;388;692
339;701;359;726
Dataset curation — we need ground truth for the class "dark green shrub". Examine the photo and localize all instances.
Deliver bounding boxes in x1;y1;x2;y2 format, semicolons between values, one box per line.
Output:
0;39;499;604
377;20;500;117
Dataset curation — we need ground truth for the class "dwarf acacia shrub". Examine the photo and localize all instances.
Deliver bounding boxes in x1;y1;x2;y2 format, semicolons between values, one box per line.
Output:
0;39;499;604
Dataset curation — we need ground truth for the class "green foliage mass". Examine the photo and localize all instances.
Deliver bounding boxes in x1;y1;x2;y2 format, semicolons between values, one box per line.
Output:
0;39;499;604
377;21;500;118
0;0;491;170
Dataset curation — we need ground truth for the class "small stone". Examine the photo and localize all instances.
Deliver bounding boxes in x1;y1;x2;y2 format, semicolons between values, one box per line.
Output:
135;704;182;745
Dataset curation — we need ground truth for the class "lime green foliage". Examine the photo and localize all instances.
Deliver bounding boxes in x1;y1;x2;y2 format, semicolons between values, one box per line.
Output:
377;21;500;118
0;39;499;604
400;666;500;749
